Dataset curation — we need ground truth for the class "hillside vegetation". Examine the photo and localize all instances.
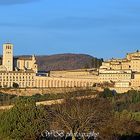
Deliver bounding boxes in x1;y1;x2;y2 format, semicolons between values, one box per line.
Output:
36;53;102;71
0;89;140;140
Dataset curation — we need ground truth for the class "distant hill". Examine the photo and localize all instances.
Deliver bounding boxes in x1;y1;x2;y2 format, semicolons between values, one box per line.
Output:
35;53;103;71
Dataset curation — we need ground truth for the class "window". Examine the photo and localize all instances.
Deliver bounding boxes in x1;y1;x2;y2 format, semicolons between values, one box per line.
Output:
17;61;20;68
26;61;29;68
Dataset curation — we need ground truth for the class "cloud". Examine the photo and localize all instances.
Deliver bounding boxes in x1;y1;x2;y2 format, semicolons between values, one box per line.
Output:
0;0;40;5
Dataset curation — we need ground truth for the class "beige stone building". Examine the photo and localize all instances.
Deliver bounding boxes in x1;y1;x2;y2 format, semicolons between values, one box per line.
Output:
99;50;140;90
0;43;37;88
101;51;140;72
1;42;140;92
99;69;132;83
114;81;130;88
0;43;98;88
131;73;140;88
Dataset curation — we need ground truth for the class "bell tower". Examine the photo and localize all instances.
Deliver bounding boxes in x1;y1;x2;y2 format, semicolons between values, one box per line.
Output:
3;43;13;71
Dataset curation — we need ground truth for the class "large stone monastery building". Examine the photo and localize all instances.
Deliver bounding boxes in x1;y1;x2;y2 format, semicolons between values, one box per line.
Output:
1;43;140;92
0;43;96;88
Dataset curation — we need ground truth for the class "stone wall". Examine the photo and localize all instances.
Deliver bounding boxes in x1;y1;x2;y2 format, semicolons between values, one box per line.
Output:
0;87;102;96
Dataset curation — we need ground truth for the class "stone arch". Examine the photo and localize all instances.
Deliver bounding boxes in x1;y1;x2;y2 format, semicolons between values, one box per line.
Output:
67;81;70;87
57;80;60;87
64;81;66;87
45;80;47;87
54;80;57;87
77;81;80;87
40;80;42;87
73;81;76;87
70;81;73;87
48;80;50;87
41;80;44;87
60;80;63;87
38;80;40;87
84;82;86;87
51;80;54;87
86;82;90;87
80;81;82;87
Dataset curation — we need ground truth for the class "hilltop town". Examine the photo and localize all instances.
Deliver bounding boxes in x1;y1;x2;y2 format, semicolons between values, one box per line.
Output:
0;43;140;93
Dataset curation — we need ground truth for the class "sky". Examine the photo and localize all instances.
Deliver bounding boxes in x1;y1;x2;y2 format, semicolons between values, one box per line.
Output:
0;0;140;59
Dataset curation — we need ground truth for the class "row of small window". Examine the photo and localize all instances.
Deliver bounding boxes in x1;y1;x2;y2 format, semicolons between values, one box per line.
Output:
0;75;34;77
6;51;11;54
111;66;121;68
131;65;140;68
17;61;30;68
0;78;34;81
6;46;12;49
101;78;118;80
0;82;34;87
132;81;140;83
0;79;34;82
101;77;130;80
0;79;33;81
0;73;33;75
0;76;34;79
131;61;140;64
132;68;140;71
19;82;34;87
100;74;130;77
0;72;33;75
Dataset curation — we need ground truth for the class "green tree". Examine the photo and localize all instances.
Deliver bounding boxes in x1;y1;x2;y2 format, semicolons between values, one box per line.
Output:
105;110;140;139
13;82;19;88
51;98;113;140
101;88;114;98
0;98;51;140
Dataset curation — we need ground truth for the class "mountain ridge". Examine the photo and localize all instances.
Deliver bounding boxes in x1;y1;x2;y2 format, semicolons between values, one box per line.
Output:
35;53;103;71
